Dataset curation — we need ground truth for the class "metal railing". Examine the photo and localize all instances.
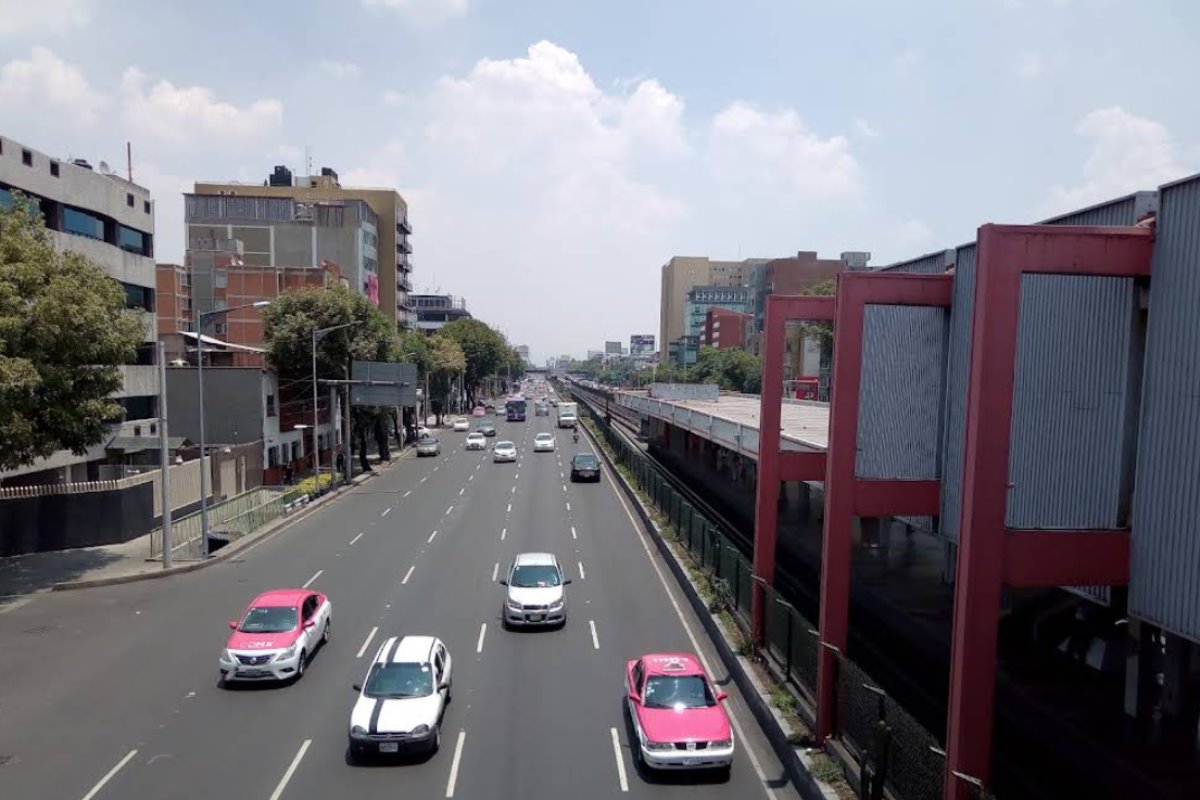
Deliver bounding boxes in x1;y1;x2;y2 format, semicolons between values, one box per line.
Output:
150;486;287;558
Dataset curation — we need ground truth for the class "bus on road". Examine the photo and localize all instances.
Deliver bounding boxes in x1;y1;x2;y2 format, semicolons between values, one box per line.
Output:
505;394;527;422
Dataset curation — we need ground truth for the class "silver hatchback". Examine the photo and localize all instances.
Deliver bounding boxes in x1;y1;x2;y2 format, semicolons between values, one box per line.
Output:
499;553;571;628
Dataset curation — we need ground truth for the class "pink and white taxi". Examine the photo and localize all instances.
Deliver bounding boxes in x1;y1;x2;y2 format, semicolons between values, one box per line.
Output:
218;589;332;684
625;653;734;775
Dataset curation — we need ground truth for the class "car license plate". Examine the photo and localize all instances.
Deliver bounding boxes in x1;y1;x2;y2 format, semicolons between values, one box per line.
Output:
684;757;699;765
529;614;544;622
379;742;399;753
239;669;268;677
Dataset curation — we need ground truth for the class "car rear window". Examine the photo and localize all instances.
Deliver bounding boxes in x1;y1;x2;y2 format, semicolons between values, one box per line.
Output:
574;455;599;466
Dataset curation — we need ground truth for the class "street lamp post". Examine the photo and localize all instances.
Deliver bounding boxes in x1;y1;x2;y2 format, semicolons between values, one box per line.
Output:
311;323;356;494
196;299;270;557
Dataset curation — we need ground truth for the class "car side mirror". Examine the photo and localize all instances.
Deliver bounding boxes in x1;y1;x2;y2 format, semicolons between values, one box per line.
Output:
439;681;450;691
562;579;573;585
627;692;641;704
228;620;238;630
304;620;316;630
353;683;362;692
716;692;728;702
498;579;508;586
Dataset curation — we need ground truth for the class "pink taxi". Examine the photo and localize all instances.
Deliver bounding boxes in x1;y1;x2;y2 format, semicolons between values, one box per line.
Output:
218;589;332;685
625;653;734;776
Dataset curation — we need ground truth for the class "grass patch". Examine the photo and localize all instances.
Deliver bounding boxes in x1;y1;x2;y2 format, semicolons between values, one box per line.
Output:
808;754;844;784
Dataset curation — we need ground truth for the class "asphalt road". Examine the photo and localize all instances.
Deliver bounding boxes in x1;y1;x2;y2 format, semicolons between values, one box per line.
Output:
0;413;800;800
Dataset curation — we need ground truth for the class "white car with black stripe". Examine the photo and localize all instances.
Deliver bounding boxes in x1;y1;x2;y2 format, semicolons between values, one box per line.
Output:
349;635;453;759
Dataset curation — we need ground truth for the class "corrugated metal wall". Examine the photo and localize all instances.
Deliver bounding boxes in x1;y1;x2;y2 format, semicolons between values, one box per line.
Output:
879;249;954;274
1129;176;1200;641
856;305;947;479
939;244;975;542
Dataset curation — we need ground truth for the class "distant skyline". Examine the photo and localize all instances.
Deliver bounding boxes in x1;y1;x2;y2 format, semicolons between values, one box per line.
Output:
1;0;1198;362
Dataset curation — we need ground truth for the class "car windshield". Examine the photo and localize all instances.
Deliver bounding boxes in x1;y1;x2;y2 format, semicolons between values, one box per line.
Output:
363;662;434;699
643;675;716;709
497;441;515;449
510;564;561;587
536;434;553;441
420;437;437;444
574;455;599;467
239;606;297;633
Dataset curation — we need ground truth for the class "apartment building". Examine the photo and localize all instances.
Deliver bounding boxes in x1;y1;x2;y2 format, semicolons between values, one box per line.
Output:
659;256;768;363
0;135;158;484
685;285;753;338
702;307;752;350
192;166;414;329
156;256;345;366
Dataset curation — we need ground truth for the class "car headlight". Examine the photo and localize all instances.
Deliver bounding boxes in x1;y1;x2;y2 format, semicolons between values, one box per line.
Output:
220;649;234;662
507;600;522;612
549;600;564;610
351;725;367;736
411;724;430;736
711;738;733;749
276;645;297;661
644;739;675;751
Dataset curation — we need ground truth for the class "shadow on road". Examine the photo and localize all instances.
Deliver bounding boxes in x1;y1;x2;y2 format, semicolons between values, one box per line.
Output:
0;547;126;606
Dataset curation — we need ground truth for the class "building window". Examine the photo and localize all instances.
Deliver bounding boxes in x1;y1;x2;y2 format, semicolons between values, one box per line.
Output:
213;269;227;288
50;161;60;177
143;200;151;214
266;394;276;417
119;396;156;421
122;282;155;312
63;206;104;240
291;441;301;461
129;343;156;366
268;446;279;469
22;149;33;166
126;193;134;208
118;225;150;255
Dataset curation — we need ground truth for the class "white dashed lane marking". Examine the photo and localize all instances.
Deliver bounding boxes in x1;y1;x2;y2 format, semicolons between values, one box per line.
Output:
81;749;138;800
356;626;379;658
302;570;323;588
402;566;415;584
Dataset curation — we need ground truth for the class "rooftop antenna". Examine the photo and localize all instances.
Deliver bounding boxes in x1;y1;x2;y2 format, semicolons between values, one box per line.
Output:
305;146;312;178
126;141;133;182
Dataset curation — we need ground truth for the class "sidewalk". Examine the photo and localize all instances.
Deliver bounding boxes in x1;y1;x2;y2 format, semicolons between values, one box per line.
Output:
0;451;408;608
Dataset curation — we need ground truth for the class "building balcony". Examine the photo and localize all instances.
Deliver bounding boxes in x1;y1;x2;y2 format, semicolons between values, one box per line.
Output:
397;215;412;235
398;237;412;254
396;257;412;273
398;274;413;293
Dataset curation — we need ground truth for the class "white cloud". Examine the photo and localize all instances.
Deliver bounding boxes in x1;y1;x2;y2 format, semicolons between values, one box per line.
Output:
342;139;407;189
361;0;468;24
620;79;691;157
0;47;106;127
707;102;862;200
0;0;89;36
892;48;921;74
119;68;284;148
134;162;191;266
1048;107;1185;210
383;90;412;106
317;59;361;78
1014;51;1043;79
854;118;879;139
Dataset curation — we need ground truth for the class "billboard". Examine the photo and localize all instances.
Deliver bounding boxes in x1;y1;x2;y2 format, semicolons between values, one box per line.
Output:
605;341;622;355
351;361;417;407
630;334;655;355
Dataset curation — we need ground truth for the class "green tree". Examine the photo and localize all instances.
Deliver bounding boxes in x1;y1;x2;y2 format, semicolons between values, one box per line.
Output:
428;334;466;423
797;278;836;350
688;346;763;393
0;194;145;471
439;318;509;401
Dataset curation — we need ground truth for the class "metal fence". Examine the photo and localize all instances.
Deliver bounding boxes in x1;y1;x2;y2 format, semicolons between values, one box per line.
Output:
578;390;951;800
150;486;287;558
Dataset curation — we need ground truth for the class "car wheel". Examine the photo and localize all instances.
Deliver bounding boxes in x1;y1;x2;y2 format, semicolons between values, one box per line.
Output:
322;619;331;645
716;764;732;782
296;650;307;680
431;725;442;754
446;681;453;704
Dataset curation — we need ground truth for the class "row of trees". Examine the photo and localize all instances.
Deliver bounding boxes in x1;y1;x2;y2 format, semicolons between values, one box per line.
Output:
580;345;763;394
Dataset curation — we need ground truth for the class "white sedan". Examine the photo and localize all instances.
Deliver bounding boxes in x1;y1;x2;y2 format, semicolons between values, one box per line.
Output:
533;432;556;453
465;432;487;451
452;418;470;432
349;636;452;759
493;441;518;463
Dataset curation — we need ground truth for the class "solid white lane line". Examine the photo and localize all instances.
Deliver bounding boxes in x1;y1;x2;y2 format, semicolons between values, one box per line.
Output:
603;456;777;798
492;562;499;581
81;749;138;800
476;623;487;654
356;626;379;658
589;619;600;650
267;739;312;800
302;569;323;588
445;731;466;798
501;527;507;541
381;507;391;517
349;532;364;546
446;505;454;515
427;530;439;544
579;561;586;580
404;490;412;498
571;526;577;540
609;728;629;792
402;566;415;585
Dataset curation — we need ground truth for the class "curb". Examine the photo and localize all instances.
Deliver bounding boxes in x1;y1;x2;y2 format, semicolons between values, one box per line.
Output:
50;452;410;592
581;418;828;800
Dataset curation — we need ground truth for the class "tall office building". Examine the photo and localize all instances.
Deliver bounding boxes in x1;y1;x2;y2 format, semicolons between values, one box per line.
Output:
191;166;414;330
0;135;158;484
412;294;471;334
659;256;767;363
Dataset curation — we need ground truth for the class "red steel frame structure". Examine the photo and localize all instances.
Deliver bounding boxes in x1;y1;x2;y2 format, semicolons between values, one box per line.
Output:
944;224;1151;799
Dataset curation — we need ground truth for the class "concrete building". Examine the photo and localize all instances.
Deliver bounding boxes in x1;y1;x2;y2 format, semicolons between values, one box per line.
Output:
659;256;767;363
192;167;414;330
685;285;752;338
515;344;531;364
412;294;471;333
745;250;853;354
702;307;752;350
0;135;158;484
667;335;700;368
156;258;344;367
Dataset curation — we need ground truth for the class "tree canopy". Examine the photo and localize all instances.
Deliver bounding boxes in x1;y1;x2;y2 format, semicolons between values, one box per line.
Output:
0;194;145;471
438;318;510;397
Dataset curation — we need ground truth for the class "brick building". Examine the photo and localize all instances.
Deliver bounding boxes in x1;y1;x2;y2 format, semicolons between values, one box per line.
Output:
701;307;752;350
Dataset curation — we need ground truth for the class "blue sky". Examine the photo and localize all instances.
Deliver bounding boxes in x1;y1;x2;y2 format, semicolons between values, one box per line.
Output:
1;0;1198;362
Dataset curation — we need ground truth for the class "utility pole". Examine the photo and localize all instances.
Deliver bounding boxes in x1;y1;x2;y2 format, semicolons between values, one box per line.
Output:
158;341;172;569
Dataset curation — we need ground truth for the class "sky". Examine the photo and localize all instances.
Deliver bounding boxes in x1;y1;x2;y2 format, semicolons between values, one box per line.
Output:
1;0;1198;364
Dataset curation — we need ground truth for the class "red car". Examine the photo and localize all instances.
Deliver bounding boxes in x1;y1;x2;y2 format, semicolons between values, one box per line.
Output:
625;653;734;775
218;589;332;684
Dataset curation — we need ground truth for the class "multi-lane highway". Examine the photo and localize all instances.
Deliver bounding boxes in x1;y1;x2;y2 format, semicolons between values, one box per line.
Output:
0;413;801;800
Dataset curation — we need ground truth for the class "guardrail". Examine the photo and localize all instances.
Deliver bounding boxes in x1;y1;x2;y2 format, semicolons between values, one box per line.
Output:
150;486;287;558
